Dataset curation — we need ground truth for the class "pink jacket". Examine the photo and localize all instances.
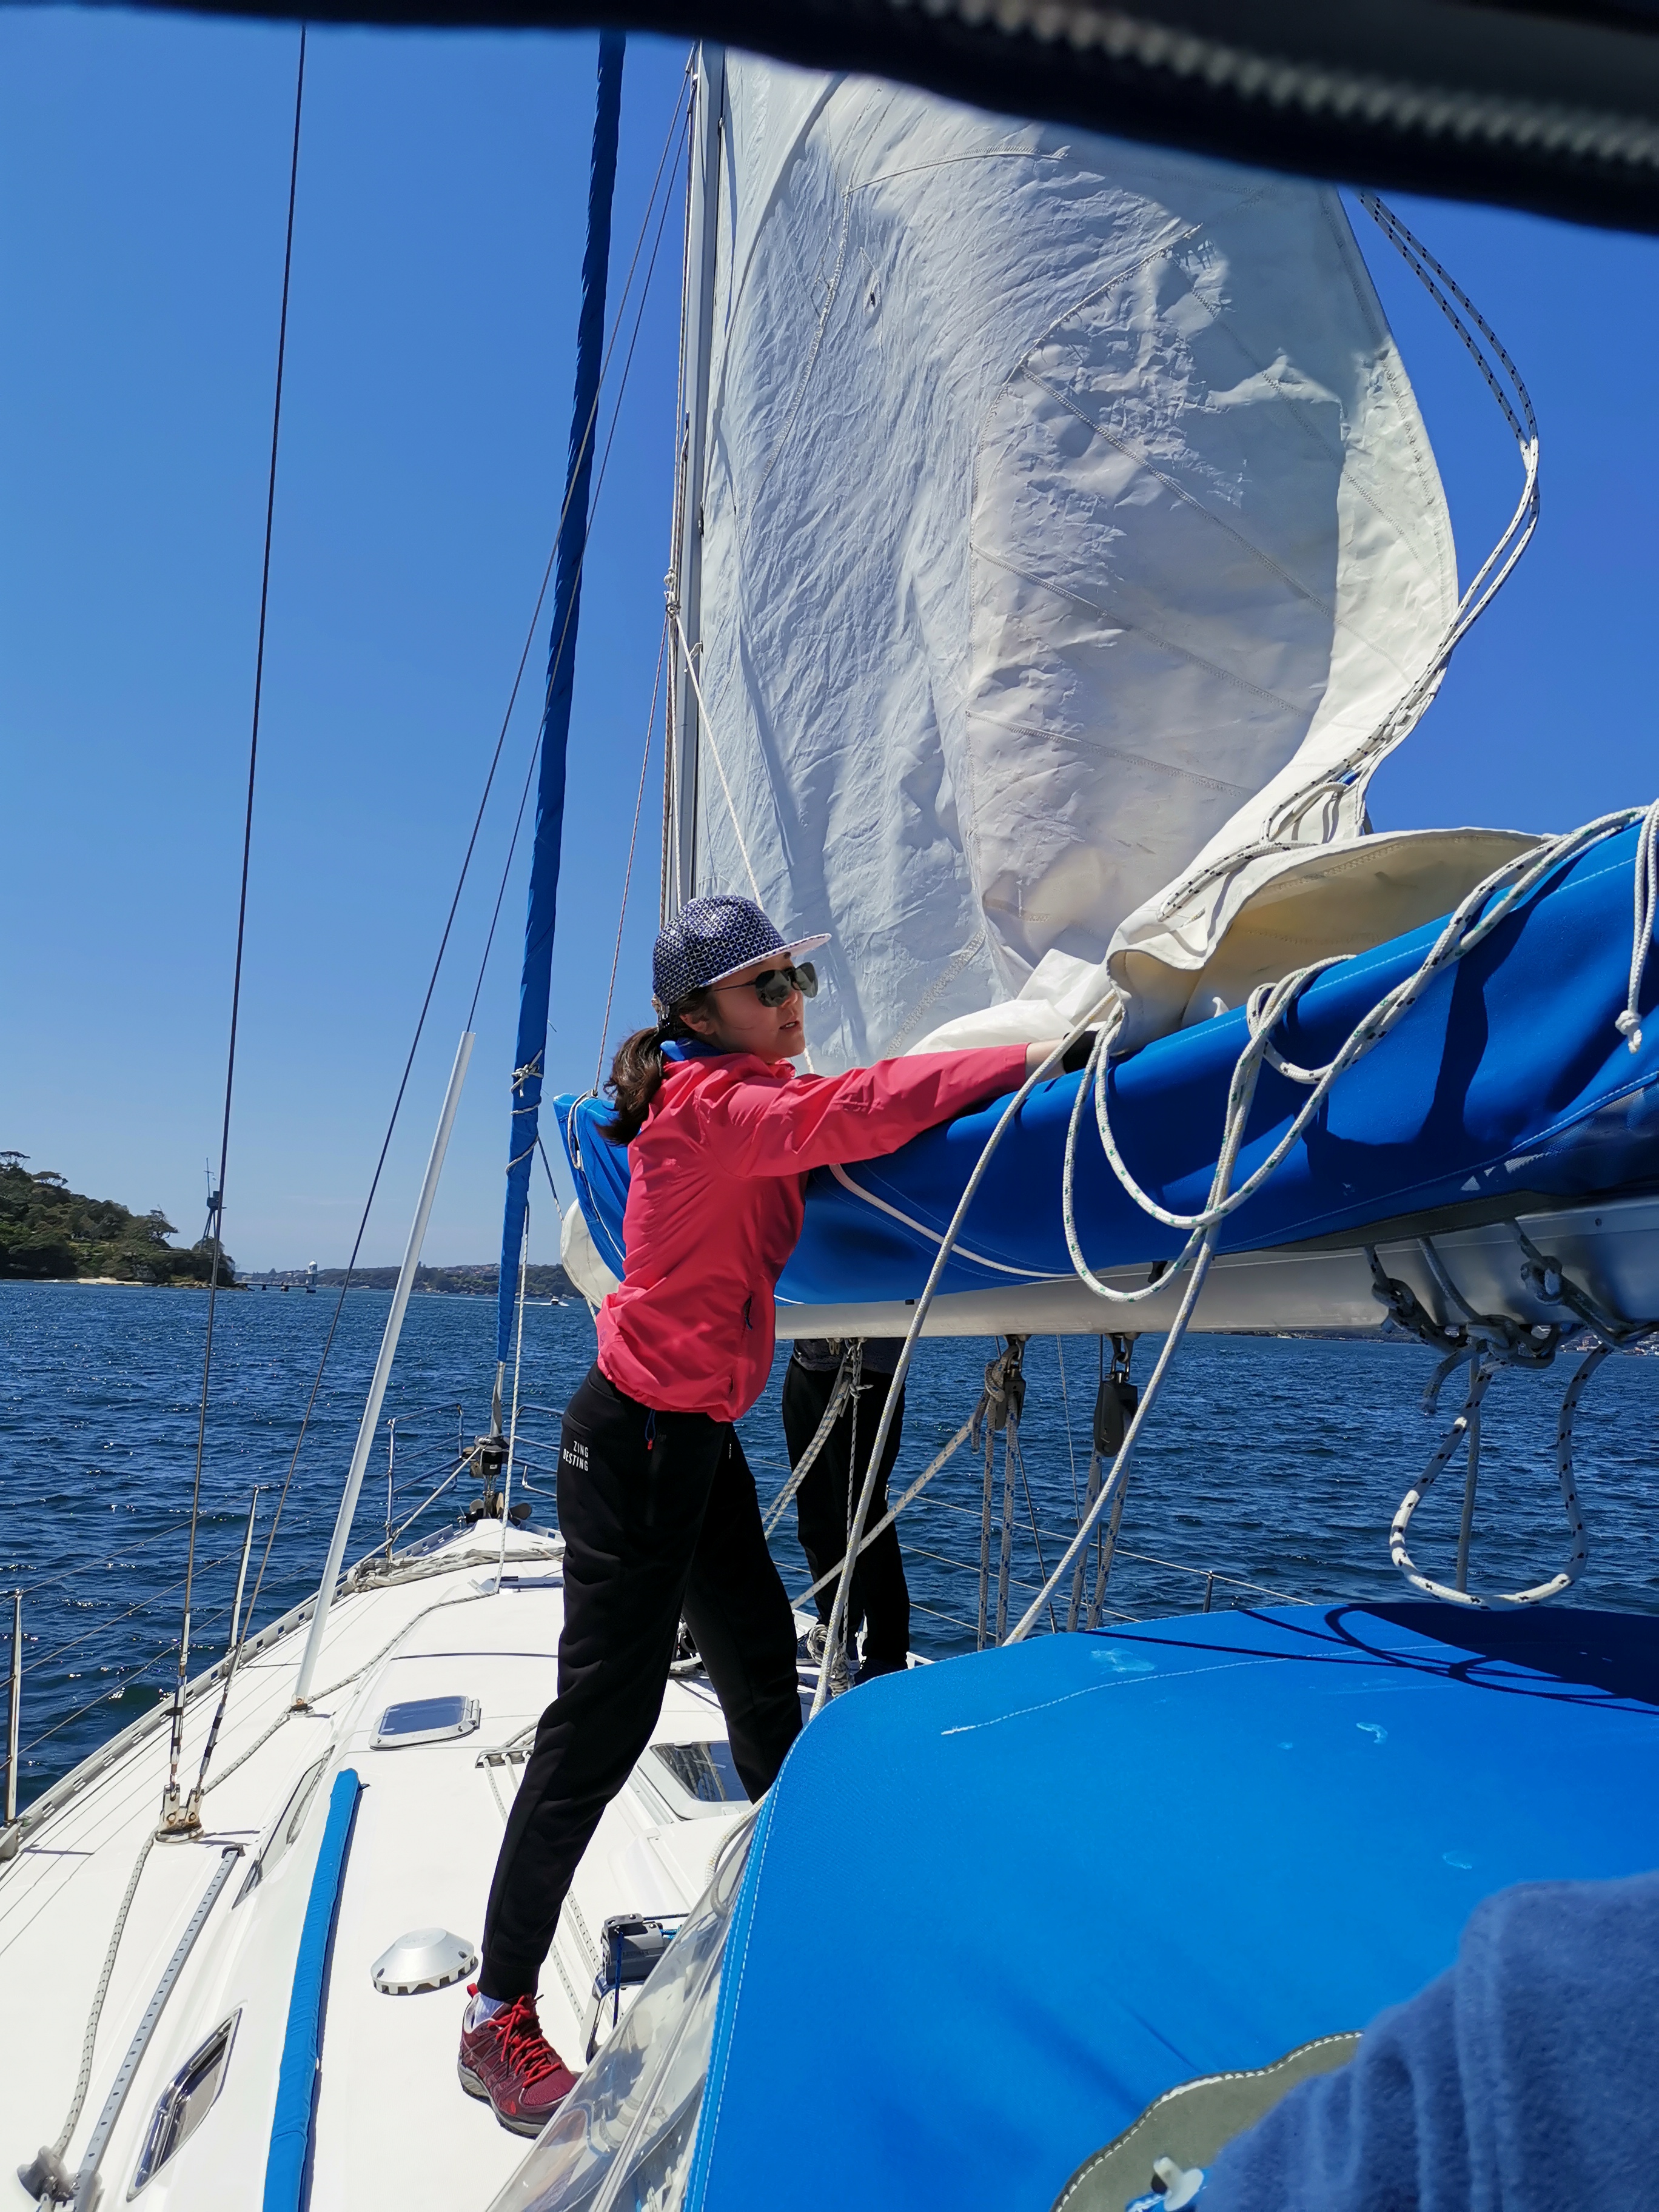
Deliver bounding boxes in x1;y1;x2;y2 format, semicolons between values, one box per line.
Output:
595;1045;1028;1421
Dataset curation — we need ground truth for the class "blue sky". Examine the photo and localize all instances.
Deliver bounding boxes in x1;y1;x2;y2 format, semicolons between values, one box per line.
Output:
4;9;1658;1270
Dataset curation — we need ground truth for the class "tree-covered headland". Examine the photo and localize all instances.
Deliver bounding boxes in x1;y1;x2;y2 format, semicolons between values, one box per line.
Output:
0;1154;235;1284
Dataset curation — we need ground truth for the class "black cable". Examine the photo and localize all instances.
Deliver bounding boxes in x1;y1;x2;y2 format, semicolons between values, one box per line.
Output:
464;88;690;1034
241;70;691;1637
164;24;307;1817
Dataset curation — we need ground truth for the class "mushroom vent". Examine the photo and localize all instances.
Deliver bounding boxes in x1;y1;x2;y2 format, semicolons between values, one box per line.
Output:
371;1927;480;1996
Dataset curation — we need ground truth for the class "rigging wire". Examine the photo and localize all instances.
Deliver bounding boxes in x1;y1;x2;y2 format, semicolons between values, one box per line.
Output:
161;24;306;1832
498;1202;532;1581
671;610;763;905
593;613;669;1090
236;70;689;1646
464;90;689;1036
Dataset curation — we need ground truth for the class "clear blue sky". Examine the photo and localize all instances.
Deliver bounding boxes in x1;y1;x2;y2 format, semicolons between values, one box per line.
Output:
4;8;1658;1270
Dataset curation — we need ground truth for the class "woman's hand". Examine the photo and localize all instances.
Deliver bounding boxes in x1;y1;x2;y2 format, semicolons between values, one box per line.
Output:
1024;1034;1099;1079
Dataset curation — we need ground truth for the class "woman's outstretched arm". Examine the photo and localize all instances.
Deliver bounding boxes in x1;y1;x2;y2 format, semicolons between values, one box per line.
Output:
697;1045;1043;1179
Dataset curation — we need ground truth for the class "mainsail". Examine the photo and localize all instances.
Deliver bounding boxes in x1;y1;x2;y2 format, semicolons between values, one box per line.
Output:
665;53;1469;1070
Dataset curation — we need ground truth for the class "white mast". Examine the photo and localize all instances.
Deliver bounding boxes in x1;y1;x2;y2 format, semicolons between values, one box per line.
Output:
663;42;725;922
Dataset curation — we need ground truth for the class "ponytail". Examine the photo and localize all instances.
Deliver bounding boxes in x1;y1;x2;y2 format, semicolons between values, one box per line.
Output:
601;989;716;1143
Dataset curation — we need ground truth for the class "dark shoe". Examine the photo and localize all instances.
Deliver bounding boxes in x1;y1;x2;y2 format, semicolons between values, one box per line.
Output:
458;1989;577;2137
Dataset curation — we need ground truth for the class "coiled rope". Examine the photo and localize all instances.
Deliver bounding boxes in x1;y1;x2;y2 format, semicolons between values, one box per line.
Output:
1386;1343;1601;1608
1006;798;1659;1642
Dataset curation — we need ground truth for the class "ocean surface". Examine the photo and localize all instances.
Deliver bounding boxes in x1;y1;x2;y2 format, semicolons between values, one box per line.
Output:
5;1279;1658;1814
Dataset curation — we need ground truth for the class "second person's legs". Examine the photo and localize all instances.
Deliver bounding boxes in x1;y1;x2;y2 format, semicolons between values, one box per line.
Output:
782;1357;911;1678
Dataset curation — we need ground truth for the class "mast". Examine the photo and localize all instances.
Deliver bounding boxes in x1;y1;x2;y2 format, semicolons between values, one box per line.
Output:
494;32;626;1375
663;42;725;922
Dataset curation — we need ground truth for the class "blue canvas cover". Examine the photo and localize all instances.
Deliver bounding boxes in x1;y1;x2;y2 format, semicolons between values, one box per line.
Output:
559;823;1659;1304
684;1606;1659;2212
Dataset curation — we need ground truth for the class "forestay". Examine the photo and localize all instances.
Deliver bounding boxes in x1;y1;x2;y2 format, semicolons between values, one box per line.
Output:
676;57;1458;1069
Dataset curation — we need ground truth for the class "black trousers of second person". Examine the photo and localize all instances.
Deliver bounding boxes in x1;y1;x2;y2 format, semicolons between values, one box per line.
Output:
479;1362;802;2003
781;1358;911;1677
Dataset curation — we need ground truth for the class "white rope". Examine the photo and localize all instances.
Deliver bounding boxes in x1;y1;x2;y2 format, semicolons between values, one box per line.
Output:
809;1013;1109;1717
789;1414;975;1611
672;611;763;907
46;1831;156;2166
762;1343;860;1540
1620;799;1659;1051
1065;808;1655;1315
1005;1233;1218;1643
594;614;669;1090
1390;1344;1603;1606
1016;799;1659;1641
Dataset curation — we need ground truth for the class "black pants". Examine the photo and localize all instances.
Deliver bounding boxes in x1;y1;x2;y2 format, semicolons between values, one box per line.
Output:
781;1359;911;1677
480;1364;802;2002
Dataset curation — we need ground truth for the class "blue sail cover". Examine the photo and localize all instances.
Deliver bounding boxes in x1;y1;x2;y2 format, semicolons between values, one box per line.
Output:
558;822;1659;1300
685;1604;1659;2212
496;32;625;1362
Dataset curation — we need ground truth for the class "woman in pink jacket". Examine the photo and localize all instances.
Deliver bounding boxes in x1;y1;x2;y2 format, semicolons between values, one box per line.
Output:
459;895;1056;2134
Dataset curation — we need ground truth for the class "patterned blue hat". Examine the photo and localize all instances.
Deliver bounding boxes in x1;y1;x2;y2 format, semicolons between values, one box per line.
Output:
652;896;829;1014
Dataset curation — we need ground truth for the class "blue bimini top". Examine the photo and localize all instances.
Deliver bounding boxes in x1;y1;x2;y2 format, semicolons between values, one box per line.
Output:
683;1604;1659;2212
560;822;1659;1306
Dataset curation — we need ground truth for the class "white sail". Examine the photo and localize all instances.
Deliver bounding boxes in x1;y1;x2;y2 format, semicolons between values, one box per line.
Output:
670;57;1463;1068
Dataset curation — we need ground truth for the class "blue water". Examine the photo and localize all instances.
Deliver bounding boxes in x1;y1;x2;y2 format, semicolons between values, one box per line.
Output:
4;1281;1658;1813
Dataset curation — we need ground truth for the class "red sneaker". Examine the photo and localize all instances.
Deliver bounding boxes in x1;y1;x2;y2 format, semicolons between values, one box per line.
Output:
458;1989;577;2137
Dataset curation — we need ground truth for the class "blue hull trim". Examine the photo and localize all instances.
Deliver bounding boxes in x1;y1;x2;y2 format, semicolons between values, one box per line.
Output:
262;1767;363;2212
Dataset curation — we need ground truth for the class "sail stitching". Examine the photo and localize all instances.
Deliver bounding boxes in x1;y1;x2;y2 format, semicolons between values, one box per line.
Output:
963;706;1252;800
973;543;1307;714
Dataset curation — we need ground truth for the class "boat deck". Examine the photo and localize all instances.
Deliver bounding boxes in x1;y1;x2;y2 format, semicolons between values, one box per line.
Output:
1;1526;752;2212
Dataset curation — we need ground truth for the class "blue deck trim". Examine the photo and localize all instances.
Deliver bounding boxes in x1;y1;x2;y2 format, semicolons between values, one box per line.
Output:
262;1767;362;2212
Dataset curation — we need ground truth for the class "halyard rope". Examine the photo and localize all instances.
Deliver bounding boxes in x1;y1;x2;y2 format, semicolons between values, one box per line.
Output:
673;611;765;907
1620;798;1659;1051
42;1832;156;2175
790;1412;976;1611
762;1344;860;1540
1005;798;1659;1640
1386;1345;1601;1607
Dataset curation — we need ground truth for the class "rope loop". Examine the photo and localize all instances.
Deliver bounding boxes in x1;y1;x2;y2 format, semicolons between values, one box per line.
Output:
1389;1345;1603;1608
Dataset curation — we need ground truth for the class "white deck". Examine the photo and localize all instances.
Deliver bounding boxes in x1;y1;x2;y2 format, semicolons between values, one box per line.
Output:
0;1526;753;2212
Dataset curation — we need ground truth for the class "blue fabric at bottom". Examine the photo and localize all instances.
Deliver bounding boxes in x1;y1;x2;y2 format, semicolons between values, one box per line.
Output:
1205;1868;1659;2212
686;1608;1659;2212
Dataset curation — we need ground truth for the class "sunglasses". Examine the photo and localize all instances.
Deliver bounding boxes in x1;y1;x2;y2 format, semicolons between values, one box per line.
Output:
710;961;819;1008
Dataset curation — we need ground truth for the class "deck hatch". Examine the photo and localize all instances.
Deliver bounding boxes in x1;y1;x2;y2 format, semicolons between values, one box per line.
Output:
371;1694;480;1748
129;2011;239;2196
645;1741;749;1816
